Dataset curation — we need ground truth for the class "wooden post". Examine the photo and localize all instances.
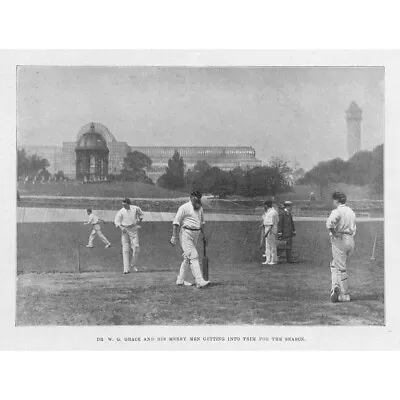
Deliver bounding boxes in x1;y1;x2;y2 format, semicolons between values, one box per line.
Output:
77;239;81;273
371;236;377;261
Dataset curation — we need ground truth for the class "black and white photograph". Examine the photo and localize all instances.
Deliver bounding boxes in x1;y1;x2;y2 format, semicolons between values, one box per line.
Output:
15;63;384;328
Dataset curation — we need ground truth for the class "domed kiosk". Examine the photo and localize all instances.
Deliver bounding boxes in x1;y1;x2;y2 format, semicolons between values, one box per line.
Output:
75;122;112;182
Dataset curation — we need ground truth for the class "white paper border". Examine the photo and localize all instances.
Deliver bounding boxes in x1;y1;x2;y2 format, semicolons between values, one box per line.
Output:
1;50;397;351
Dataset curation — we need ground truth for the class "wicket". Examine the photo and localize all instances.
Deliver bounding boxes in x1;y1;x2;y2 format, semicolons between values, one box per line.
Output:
371;235;377;261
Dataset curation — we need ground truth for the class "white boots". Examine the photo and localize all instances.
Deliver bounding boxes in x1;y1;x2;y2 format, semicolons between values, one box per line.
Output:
176;258;210;288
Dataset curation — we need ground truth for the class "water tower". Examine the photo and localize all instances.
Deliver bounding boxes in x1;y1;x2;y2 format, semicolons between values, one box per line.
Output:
346;101;362;158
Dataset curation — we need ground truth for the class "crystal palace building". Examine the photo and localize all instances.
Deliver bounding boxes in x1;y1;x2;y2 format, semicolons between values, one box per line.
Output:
22;122;262;182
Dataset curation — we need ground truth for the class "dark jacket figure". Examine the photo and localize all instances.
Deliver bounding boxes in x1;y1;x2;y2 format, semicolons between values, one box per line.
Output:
278;201;296;262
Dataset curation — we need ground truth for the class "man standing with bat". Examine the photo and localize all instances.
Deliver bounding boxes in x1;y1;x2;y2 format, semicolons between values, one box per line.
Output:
170;191;210;288
326;191;356;303
261;200;279;265
114;198;144;274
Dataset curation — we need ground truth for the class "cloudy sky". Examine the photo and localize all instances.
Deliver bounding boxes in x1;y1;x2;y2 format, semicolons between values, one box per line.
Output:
17;66;384;170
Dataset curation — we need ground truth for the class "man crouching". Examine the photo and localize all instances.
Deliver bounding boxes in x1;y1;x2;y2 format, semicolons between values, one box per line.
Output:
170;191;210;289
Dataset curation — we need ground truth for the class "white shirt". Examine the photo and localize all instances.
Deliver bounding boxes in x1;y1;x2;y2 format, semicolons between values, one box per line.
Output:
262;208;279;235
114;206;144;228
326;204;356;236
173;201;205;229
87;213;100;225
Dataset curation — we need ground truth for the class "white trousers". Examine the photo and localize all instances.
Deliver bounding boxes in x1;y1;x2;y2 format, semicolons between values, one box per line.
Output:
121;227;140;273
176;228;207;285
265;232;278;264
330;235;355;298
88;224;110;247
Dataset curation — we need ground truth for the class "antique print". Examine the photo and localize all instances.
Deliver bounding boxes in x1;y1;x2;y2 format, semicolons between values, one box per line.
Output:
16;65;384;329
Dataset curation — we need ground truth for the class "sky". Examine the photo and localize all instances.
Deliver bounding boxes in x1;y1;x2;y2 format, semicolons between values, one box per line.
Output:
17;66;384;170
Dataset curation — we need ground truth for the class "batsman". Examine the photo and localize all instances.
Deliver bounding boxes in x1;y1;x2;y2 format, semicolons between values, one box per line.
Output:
114;198;144;274
170;191;210;289
326;191;356;303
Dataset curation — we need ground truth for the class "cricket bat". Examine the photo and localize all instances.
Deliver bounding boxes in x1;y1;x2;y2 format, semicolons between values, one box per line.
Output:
202;237;209;281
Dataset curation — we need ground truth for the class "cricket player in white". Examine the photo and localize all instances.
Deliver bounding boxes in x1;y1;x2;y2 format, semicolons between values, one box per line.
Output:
262;200;279;265
170;191;210;288
326;191;356;303
84;209;111;248
114;198;144;274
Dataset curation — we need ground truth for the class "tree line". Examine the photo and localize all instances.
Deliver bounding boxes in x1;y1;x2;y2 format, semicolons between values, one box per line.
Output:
17;149;49;178
299;144;383;197
18;146;293;198
111;150;293;198
17;149;67;182
156;151;293;198
18;143;383;200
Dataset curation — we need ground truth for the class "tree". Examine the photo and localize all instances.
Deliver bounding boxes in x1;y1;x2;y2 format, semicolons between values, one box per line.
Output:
17;148;50;179
346;150;373;186
268;158;293;195
54;170;66;182
201;167;235;198
17;149;29;178
230;167;248;196
299;158;349;199
269;157;292;178
370;144;383;194
37;168;51;182
243;166;279;198
188;162;294;199
185;160;212;191
30;153;50;173
298;145;384;198
157;150;185;189
293;168;305;183
120;151;153;184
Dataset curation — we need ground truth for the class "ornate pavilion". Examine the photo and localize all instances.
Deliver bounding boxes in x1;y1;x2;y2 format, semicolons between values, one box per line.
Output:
75;123;109;182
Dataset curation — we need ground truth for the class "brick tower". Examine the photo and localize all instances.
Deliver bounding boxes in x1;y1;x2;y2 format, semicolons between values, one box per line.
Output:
346;101;362;158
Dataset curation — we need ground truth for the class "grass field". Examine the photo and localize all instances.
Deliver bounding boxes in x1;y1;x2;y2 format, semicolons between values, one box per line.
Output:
18;181;187;199
16;221;384;326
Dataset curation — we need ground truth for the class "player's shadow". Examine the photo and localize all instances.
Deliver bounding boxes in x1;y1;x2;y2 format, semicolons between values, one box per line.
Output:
350;294;383;301
206;281;223;287
140;268;176;273
275;260;305;266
